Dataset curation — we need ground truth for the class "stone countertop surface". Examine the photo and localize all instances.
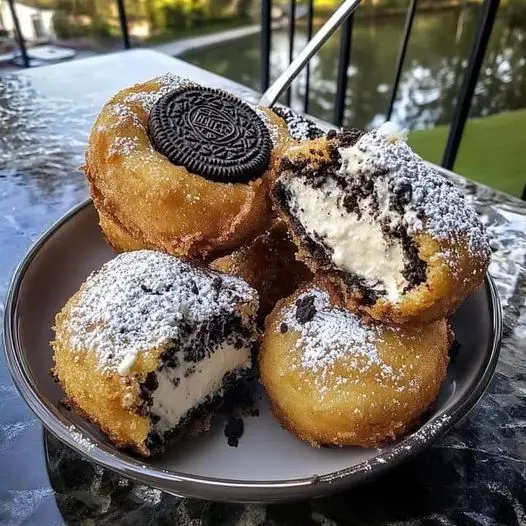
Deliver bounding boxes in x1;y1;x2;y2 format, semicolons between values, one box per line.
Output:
0;50;525;526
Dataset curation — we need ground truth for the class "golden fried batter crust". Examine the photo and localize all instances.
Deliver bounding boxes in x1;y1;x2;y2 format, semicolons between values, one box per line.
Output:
310;232;486;325
52;289;161;456
272;136;489;324
84;76;291;259
260;284;450;447
51;253;258;456
98;206;153;252
210;221;313;319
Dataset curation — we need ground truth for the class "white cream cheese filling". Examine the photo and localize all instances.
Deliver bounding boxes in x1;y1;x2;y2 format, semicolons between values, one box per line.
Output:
288;178;408;302
150;342;251;433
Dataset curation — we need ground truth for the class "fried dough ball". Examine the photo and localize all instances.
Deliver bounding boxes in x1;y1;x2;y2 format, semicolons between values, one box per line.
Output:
210;221;313;319
84;74;291;260
260;284;450;447
98;208;152;252
52;251;258;456
272;126;490;324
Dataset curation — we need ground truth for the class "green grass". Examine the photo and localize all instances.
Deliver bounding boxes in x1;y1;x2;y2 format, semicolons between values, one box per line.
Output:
144;18;249;45
408;109;526;198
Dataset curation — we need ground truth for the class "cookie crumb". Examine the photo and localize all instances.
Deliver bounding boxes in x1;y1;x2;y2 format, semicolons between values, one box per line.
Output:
224;417;244;447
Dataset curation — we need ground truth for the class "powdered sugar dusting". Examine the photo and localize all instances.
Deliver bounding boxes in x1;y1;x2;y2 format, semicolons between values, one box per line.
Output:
103;74;194;155
121;73;195;114
278;288;439;395
108;136;140;156
63;250;257;374
108;102;142;128
413;413;451;442
68;425;95;451
284;289;379;371
101;73;193;136
345;127;490;258
251;105;279;145
273;105;324;141
281;289;406;393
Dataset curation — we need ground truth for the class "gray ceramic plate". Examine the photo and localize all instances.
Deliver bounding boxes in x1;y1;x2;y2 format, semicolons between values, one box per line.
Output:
4;199;501;503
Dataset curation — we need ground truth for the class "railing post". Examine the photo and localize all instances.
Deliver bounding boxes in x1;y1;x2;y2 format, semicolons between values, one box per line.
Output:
115;0;131;49
441;0;500;170
386;0;418;121
303;0;314;114
285;0;296;106
333;14;354;127
6;0;29;68
261;0;272;93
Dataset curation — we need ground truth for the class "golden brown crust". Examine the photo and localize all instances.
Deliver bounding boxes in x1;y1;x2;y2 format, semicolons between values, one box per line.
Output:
51;252;260;457
210;220;313;319
271;137;489;325
84;77;291;260
260;284;450;447
98;205;153;253
51;289;166;456
364;236;486;324
312;233;487;325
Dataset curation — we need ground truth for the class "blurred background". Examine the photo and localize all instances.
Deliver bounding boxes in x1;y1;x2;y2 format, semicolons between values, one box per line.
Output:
0;0;524;197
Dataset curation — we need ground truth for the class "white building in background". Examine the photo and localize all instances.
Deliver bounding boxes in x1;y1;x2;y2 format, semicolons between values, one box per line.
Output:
0;1;55;42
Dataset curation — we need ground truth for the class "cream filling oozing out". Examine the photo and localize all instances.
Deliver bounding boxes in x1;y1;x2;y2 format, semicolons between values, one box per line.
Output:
150;343;251;434
288;178;408;301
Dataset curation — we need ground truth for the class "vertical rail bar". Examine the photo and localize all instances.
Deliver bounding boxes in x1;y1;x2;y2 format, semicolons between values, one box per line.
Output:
441;0;500;169
303;0;314;114
386;0;418;121
115;0;131;49
261;0;272;93
333;13;354;127
285;0;296;106
260;0;362;108
6;0;29;68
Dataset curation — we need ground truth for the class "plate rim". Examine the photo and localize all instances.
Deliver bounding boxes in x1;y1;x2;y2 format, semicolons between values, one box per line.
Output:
3;197;503;502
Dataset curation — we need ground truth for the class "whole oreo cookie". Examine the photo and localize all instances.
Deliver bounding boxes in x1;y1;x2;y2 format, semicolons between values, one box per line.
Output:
148;87;272;183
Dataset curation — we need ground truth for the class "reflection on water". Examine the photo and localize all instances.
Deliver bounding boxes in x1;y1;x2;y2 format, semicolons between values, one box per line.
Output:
183;8;526;131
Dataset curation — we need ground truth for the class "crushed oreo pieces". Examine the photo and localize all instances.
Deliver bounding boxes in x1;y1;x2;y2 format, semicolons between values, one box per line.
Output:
295;294;317;324
272;105;324;140
224;417;244;447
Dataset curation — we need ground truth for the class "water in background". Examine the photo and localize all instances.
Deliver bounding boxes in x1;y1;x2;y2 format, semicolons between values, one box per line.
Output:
183;8;526;131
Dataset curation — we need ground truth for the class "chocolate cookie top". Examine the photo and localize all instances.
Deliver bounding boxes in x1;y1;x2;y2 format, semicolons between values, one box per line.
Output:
148;86;272;183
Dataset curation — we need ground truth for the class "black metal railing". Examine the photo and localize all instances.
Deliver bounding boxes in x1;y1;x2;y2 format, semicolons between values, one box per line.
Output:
115;0;131;51
260;0;500;172
303;0;314;114
333;14;354;127
6;0;29;68
386;0;418;122
5;0;502;174
441;0;500;169
285;0;296;106
260;0;272;93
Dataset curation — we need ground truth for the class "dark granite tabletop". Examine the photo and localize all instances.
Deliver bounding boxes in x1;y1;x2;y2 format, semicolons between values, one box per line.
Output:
0;50;525;526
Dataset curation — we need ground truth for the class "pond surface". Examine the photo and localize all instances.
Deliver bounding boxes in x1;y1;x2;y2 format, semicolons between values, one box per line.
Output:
183;7;526;131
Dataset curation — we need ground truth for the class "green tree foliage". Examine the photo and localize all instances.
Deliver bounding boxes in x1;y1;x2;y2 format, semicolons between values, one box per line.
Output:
209;0;232;18
164;1;186;29
235;0;253;19
90;15;112;38
52;10;79;39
